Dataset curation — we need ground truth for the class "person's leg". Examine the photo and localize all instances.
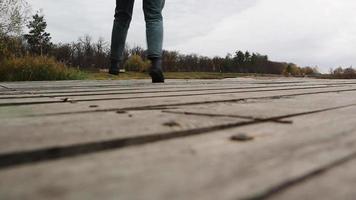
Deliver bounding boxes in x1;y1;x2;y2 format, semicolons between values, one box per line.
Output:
143;0;164;59
110;0;135;75
143;0;165;82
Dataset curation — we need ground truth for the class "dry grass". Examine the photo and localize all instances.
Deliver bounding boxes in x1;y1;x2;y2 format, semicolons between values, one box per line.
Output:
0;56;87;81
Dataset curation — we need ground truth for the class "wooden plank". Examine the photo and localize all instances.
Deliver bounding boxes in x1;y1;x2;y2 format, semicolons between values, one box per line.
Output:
1;78;353;91
164;91;356;119
273;159;356;200
0;79;245;90
0;104;355;200
0;88;10;92
0;81;256;94
0;110;248;154
1;79;354;99
0;84;347;105
0;85;12;92
0;84;253;96
2;80;296;96
0;90;355;165
0;82;327;97
1;85;356;118
2;81;346;98
0;78;304;89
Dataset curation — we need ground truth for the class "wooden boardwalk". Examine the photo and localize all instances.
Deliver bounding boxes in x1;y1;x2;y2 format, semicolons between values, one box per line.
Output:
0;77;356;200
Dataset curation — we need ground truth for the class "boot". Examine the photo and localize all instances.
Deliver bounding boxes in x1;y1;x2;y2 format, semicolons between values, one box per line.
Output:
149;58;165;83
109;59;120;75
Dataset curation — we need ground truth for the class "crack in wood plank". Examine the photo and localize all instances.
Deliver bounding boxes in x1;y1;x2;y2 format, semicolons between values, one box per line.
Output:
162;110;293;124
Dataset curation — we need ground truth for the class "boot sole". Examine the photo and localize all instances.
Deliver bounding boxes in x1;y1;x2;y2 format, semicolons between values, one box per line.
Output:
149;70;165;83
109;69;119;75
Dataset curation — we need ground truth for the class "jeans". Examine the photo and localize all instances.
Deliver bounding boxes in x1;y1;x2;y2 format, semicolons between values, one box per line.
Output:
110;0;165;62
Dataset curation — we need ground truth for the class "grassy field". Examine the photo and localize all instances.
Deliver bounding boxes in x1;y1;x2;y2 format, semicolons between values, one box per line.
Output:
87;71;283;80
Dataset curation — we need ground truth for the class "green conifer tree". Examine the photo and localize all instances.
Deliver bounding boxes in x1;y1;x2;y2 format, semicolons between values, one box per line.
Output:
25;12;51;55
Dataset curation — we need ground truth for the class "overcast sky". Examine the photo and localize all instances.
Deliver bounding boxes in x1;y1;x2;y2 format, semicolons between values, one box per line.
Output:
27;0;356;72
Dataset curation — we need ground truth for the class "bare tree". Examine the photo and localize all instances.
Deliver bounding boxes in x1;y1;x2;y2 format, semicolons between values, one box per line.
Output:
0;0;30;36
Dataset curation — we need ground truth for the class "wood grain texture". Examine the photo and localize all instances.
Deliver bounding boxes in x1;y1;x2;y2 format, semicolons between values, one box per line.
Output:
1;106;355;200
1;85;356;119
273;159;356;200
1;77;356;200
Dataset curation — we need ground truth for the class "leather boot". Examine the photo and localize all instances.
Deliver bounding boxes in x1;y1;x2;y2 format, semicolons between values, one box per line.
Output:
109;59;120;75
149;58;165;83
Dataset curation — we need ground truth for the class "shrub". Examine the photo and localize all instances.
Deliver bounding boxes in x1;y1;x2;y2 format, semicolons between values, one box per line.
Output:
0;56;87;81
124;54;151;72
331;67;356;79
0;35;27;60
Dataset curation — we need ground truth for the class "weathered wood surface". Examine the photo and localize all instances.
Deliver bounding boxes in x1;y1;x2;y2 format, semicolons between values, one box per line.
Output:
0;77;356;200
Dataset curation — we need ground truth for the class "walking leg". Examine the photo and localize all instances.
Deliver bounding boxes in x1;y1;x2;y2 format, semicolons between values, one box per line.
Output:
143;0;165;82
110;0;135;75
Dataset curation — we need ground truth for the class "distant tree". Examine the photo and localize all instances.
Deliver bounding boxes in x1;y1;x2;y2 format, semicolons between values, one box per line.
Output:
333;67;343;75
93;37;109;68
24;12;52;56
284;63;301;76
343;67;355;74
162;50;179;71
301;66;315;75
244;51;251;63
235;51;245;65
212;56;224;72
330;66;356;79
129;46;146;59
250;53;258;64
0;0;30;36
0;0;29;60
80;35;93;58
286;64;293;75
0;34;26;60
124;54;150;72
223;53;233;72
79;35;94;68
52;43;72;65
343;67;356;78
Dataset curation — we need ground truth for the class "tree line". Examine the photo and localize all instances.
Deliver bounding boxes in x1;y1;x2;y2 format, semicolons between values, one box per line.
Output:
329;67;356;79
37;36;321;75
